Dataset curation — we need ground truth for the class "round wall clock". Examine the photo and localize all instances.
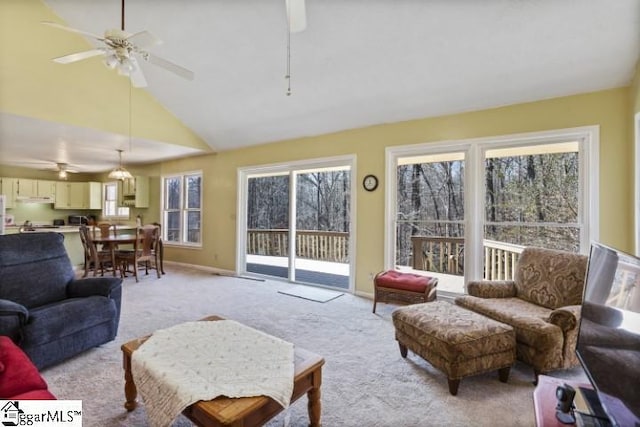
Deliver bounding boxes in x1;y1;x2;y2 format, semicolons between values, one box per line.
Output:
363;174;379;192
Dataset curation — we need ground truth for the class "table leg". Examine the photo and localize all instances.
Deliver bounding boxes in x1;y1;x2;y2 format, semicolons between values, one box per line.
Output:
123;353;138;411
307;369;322;427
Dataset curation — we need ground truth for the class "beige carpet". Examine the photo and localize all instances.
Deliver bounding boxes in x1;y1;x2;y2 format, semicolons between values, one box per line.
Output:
41;265;587;426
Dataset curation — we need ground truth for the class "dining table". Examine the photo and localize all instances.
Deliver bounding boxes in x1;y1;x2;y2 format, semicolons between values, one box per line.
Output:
90;233;165;276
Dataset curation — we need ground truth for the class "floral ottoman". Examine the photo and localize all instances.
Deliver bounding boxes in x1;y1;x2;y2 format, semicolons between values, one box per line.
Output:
392;301;515;395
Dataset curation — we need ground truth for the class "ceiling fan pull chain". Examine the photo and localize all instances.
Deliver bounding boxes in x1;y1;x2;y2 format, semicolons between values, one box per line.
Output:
285;16;292;96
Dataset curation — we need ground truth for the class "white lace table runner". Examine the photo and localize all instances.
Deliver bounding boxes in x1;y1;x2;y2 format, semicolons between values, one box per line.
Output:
131;320;295;427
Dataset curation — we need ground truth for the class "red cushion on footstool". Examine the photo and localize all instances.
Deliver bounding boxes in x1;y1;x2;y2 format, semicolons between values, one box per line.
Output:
375;270;434;293
0;336;50;398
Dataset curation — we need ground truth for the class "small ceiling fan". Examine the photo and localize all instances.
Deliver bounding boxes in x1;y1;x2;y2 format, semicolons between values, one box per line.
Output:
12;161;80;179
43;0;194;88
49;163;78;180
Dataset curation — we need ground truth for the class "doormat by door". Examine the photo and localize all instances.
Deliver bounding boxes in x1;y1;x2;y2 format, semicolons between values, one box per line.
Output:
278;286;344;303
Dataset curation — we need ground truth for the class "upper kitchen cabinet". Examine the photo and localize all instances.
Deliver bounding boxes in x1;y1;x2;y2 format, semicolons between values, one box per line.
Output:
0;177;16;208
119;176;149;208
15;178;37;198
37;180;56;199
9;179;55;203
55;182;102;209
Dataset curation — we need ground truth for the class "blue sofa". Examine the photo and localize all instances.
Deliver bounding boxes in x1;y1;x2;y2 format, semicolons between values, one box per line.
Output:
0;232;122;369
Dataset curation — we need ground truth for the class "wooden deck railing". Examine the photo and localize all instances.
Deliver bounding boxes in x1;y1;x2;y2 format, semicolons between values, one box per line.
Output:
410;236;525;280
482;239;525;280
248;229;525;278
411;236;464;275
247;229;349;263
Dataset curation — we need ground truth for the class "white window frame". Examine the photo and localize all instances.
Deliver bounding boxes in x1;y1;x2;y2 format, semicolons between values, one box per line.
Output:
161;171;203;248
385;126;599;286
102;182;130;219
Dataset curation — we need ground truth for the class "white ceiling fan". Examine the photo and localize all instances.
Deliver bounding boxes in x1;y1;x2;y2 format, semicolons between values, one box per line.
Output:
49;163;78;180
42;0;194;88
12;160;80;179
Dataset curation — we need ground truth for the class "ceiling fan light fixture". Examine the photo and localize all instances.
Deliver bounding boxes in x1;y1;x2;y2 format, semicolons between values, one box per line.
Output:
105;54;119;69
58;169;68;180
108;149;133;180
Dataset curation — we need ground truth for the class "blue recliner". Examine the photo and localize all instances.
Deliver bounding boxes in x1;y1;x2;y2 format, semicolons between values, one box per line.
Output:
0;232;122;369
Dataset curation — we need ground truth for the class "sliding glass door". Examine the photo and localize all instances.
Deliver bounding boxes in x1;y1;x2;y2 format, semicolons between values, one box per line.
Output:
239;157;355;291
245;173;290;279
294;167;350;288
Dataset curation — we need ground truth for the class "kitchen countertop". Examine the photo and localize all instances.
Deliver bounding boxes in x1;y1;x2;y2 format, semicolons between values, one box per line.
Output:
4;225;137;233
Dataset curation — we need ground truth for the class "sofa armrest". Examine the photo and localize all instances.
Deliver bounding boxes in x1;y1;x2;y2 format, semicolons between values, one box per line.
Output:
466;280;517;298
67;277;123;299
0;299;29;341
0;299;28;321
548;305;581;333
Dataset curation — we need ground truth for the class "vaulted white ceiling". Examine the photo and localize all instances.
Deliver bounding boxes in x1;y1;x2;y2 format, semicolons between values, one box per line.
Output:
1;0;639;173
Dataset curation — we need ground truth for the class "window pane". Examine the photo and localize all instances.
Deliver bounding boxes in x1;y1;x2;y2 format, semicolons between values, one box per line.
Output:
186;211;201;243
166;178;181;210
186;175;201;209
484;149;579;249
106;184;116;200
105;200;115;216
166;211;180;242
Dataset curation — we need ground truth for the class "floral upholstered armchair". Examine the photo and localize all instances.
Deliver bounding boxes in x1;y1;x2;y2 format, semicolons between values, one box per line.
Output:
455;247;588;381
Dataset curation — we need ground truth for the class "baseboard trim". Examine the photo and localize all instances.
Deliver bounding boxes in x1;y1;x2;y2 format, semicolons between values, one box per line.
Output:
163;260;236;276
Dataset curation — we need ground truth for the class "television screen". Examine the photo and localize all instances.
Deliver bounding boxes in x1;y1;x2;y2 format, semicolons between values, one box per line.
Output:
576;243;640;426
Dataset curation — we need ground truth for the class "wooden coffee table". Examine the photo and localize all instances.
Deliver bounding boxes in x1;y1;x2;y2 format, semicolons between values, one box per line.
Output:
121;315;324;427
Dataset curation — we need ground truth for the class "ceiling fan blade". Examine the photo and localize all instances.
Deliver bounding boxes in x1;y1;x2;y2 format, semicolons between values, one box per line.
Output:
42;21;105;41
127;30;162;49
144;53;194;81
127;57;148;88
285;0;307;33
53;48;106;64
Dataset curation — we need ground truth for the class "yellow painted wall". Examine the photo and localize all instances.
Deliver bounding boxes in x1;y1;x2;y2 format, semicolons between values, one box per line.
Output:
155;88;631;294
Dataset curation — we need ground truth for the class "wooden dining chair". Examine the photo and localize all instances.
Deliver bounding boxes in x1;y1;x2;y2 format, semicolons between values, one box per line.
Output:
79;225;115;277
118;225;161;282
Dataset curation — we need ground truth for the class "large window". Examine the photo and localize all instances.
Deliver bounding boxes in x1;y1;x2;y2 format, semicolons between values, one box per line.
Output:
102;182;129;219
162;172;202;246
386;126;599;296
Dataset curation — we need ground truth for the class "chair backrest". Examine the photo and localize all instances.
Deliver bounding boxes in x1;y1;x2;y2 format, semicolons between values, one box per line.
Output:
80;225;101;264
138;225;159;258
514;247;588;309
0;233;74;308
94;223;115;239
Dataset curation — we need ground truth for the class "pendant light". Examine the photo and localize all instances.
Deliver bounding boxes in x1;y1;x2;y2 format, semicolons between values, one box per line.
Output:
108;149;133;180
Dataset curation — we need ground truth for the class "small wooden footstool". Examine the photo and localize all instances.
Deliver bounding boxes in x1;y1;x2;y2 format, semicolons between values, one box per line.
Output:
392;301;515;395
372;270;438;313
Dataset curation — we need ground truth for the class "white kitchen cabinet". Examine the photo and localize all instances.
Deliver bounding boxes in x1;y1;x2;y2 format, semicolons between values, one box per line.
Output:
118;176;149;208
15;178;37;198
55;182;102;209
0;177;16;208
37;180;56;199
